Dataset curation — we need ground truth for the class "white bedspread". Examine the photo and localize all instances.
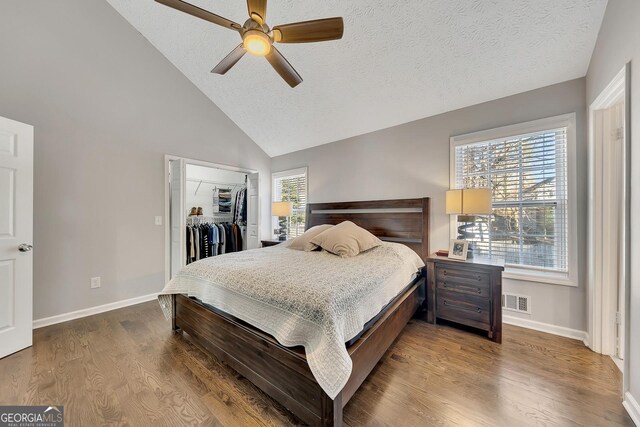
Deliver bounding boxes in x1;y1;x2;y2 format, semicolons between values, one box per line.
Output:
158;242;424;399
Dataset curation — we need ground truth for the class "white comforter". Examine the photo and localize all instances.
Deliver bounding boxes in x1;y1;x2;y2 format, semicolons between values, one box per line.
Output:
158;242;424;399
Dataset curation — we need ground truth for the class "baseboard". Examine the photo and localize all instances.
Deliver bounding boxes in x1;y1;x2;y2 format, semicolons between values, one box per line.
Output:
33;293;160;329
503;314;589;344
623;392;640;426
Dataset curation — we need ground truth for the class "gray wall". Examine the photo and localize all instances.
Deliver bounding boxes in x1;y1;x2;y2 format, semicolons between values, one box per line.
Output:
586;0;640;407
272;78;588;332
0;0;272;320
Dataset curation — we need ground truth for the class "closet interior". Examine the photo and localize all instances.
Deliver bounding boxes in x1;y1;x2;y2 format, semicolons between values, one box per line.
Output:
169;160;259;280
185;164;248;264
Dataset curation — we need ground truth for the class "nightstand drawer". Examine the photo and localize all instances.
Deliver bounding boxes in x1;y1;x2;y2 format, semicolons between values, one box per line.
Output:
437;277;491;298
436;267;490;286
436;290;491;328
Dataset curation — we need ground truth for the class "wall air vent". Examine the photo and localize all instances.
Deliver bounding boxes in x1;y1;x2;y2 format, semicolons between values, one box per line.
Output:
502;293;531;314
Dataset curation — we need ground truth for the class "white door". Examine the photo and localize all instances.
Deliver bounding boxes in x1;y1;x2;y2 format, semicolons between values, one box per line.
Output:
169;159;185;279
0;116;34;358
246;173;260;249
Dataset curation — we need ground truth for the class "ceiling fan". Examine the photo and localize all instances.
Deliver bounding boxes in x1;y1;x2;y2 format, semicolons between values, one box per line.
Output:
155;0;344;88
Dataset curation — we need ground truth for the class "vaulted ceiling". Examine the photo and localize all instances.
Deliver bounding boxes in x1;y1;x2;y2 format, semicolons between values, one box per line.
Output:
106;0;608;156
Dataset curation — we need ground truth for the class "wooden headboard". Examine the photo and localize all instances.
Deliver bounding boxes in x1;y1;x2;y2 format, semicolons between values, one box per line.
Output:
305;198;430;261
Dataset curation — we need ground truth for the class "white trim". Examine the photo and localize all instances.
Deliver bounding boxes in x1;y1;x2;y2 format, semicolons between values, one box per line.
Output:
33;293;160;329
503;314;588;345
272;166;307;180
449;113;578;286
163;154;258;285
623;392;640;426
591;67;627;110
587;64;629;363
503;269;575;287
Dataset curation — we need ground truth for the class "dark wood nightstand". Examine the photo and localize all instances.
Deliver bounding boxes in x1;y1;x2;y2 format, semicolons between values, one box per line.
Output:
426;254;504;343
261;240;284;247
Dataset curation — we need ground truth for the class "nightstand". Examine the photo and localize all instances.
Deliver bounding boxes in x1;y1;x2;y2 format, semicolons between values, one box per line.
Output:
261;240;283;247
426;254;504;343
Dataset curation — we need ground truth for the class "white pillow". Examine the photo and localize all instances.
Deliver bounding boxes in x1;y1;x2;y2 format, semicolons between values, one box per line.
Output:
309;221;382;258
286;224;334;251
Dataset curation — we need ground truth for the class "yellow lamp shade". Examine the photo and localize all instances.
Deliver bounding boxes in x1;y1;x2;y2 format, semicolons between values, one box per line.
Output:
271;201;293;217
462;188;492;214
446;188;492;215
445;190;463;214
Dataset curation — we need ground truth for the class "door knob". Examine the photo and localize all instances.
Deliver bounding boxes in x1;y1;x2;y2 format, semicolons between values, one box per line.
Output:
18;244;33;252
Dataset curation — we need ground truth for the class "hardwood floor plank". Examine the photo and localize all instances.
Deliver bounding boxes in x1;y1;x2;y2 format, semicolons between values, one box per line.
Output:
0;301;633;426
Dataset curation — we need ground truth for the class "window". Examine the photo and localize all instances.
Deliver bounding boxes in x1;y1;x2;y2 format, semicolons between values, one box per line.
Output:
272;167;307;239
451;114;576;284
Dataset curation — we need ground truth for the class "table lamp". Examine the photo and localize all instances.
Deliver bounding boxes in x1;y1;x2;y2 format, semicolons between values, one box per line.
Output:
446;188;492;257
272;201;293;241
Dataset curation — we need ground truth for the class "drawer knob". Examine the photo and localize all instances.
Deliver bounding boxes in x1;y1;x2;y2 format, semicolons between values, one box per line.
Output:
443;270;448;276
477;275;481;281
477;308;482;313
477;288;482;294
443;300;448;306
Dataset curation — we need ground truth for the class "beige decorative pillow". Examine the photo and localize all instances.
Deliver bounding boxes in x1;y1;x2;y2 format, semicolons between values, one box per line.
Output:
310;221;382;258
286;224;334;251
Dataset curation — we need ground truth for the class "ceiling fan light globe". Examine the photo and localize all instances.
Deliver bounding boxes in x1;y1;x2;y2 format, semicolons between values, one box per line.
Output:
243;30;271;56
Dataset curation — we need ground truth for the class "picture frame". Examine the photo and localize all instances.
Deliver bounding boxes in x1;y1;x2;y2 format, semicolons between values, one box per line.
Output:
448;239;469;260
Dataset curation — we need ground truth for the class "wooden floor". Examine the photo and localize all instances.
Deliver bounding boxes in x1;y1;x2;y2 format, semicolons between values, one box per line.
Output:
0;301;632;427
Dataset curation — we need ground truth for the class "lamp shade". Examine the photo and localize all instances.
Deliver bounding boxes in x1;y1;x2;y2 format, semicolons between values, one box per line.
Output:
271;201;293;217
445;190;463;214
462;188;492;214
445;188;492;215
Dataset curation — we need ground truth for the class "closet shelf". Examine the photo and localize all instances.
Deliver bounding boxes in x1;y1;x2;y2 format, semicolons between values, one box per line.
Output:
186;178;245;196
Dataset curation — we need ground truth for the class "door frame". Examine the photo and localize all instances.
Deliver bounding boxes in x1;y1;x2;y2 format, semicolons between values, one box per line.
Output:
163;155;258;284
587;63;631;385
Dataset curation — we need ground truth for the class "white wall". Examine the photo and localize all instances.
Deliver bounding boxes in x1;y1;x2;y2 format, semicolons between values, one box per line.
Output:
272;78;588;333
0;0;272;320
586;0;640;419
185;164;246;218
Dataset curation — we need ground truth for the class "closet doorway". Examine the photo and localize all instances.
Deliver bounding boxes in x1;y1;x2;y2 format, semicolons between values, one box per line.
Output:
164;156;259;282
588;64;630;380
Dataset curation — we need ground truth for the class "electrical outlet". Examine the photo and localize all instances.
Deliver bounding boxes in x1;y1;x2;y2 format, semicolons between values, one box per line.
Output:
91;277;101;289
155;216;163;226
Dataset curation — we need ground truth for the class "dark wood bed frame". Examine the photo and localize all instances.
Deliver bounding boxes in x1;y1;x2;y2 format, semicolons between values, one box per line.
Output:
172;198;430;426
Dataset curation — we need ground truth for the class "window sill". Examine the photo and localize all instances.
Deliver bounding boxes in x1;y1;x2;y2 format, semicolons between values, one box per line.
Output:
502;269;577;287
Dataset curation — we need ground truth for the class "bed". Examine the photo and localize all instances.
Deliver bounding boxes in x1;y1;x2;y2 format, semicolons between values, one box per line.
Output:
160;197;430;426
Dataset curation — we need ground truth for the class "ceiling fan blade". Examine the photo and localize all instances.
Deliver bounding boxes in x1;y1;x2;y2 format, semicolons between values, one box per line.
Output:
272;17;344;43
211;44;247;75
155;0;242;31
247;0;267;25
265;46;302;88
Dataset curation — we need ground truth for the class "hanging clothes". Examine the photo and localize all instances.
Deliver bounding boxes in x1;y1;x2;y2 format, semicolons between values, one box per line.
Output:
209;225;218;257
217;223;226;255
185;221;244;265
233;188;247;225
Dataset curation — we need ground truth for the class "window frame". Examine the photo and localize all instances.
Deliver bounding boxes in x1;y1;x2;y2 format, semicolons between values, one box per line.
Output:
450;113;578;287
272;167;308;239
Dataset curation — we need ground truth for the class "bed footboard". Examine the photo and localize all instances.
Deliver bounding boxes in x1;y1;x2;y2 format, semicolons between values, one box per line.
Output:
171;276;424;427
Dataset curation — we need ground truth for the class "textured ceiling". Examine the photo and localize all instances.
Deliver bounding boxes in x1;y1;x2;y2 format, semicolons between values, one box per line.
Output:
106;0;607;156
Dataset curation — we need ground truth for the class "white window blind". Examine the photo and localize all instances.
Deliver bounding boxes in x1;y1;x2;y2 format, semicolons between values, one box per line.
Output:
272;168;307;239
454;127;569;272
